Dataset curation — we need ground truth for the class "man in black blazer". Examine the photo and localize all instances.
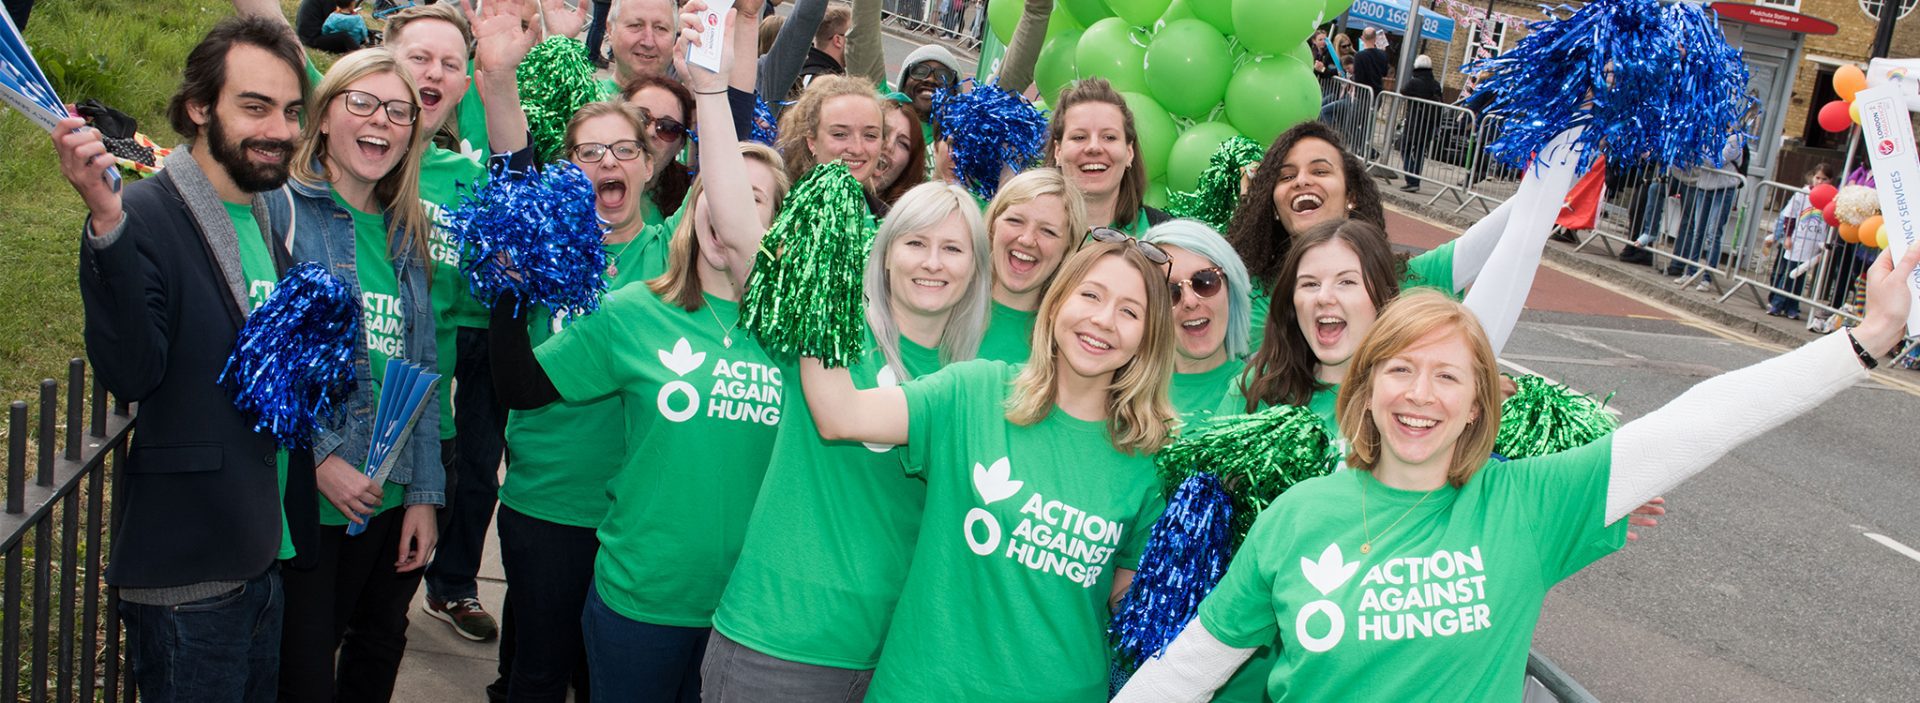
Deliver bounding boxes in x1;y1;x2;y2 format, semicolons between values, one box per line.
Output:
51;16;315;703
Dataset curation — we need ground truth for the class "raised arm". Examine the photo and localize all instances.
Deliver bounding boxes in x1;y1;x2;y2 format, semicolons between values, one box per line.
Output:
678;3;767;255
1604;245;1919;522
758;0;827;103
1110;619;1257;703
992;0;1052;92
846;0;886;86
475;0;539;154
1460;127;1582;352
800;358;910;444
730;0;764;92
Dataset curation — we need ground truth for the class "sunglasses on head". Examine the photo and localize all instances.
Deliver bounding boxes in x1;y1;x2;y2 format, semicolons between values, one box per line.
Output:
335;89;419;126
1086;227;1175;292
1171;267;1225;304
906;62;958;87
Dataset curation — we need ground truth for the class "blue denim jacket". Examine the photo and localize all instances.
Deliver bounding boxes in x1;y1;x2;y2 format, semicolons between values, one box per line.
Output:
267;176;444;507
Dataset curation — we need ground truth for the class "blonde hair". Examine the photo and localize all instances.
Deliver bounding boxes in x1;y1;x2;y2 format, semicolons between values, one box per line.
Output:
648;143;791;311
291;48;433;276
985;167;1089;291
1006;242;1177;454
1335;290;1503;487
865;182;992;378
775;73;882;183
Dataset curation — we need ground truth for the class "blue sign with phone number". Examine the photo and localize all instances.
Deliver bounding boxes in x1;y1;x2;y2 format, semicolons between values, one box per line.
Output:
1347;0;1457;43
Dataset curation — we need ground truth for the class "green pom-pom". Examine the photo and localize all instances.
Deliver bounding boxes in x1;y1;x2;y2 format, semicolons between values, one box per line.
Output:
1155;405;1337;547
517;37;607;163
739;162;876;367
1168;137;1264;231
1493;374;1618;459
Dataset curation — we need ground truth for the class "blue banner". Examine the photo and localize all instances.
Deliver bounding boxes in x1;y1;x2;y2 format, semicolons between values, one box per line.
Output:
1347;0;1456;43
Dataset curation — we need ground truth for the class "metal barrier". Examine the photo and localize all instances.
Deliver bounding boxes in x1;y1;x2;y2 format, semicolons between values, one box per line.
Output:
1366;92;1483;210
880;2;982;52
1718;180;1866;327
1563;164;1751;295
1318;76;1375;169
1;360;135;702
1464;113;1520;212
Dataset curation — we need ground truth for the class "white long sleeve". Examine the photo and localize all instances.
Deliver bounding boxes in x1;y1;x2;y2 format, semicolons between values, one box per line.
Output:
1461;129;1584;353
1112;619;1258;703
1447;196;1512;290
1605;331;1866;522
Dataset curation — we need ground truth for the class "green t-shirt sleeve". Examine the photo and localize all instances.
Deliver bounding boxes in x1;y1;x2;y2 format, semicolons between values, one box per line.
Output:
901;362;975;477
1402;240;1459;298
1492;434;1629;584
532;294;638;403
1115;493;1166;570
1197;512;1282;649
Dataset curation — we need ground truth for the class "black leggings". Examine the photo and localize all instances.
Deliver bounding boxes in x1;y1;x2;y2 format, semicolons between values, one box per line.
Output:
279;508;426;703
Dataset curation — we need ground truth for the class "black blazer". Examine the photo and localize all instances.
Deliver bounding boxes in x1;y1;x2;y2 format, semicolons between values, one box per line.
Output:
77;168;319;589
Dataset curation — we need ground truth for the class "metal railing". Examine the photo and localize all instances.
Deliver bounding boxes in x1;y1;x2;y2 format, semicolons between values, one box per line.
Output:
881;0;983;52
1319;76;1376;171
1365;92;1483;210
1716;180;1866;327
2;359;135;702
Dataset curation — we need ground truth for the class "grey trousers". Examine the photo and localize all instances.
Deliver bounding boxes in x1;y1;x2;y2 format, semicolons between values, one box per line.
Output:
700;630;871;703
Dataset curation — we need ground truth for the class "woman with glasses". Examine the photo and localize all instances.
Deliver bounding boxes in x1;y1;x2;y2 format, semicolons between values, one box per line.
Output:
619;74;697;227
976;167;1088;363
1139;220;1254;425
1043;78;1172;236
273;48;444;703
798;233;1180;702
704;181;991;701
489;13;793;699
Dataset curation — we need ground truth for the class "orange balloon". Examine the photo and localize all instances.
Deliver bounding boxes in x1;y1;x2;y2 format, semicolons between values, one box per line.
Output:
1839;222;1860;244
1861;215;1884;248
1835;65;1868;102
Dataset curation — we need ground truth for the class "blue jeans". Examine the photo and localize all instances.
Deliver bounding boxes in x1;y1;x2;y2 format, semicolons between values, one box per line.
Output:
582;583;708;703
584;0;612;62
496;505;598;702
426;327;505;602
1632;179;1670;246
1668;185;1736;280
120;566;283;703
1400;133;1428;188
1768;252;1807;317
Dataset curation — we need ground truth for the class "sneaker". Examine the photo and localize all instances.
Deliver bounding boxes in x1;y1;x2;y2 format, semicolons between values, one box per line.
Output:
1694;280;1713;292
1550;229;1579;244
1617;246;1654;265
423;596;499;642
1672;276;1691;286
1399;183;1421;192
1787;311;1801;320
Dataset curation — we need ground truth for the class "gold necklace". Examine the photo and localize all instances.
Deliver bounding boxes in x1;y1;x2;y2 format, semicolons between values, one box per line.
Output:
1358;470;1436;555
705;300;735;348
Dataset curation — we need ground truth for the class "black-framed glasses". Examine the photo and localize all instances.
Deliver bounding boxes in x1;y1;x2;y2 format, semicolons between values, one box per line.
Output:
570;140;647;163
906;61;958;87
1086;227;1174;290
1172;267;1225;304
335;89;419;126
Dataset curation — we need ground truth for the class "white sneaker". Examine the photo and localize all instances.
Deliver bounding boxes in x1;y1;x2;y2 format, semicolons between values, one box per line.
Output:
1672;276;1691;286
1694;280;1713;292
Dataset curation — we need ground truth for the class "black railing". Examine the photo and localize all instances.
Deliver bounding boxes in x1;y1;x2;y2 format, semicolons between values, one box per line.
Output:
1;359;136;703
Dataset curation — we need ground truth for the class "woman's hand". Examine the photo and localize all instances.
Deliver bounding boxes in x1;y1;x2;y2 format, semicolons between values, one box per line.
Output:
476;0;540;74
316;455;382;524
395;504;438;571
539;0;590;39
1851;244;1920;358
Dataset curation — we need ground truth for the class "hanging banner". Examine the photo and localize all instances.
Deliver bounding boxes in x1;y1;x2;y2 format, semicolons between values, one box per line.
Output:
1347;0;1456;42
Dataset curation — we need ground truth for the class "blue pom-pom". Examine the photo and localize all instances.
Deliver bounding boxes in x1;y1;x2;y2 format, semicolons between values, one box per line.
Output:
931;79;1049;200
1110;473;1235;672
444;161;608;316
1461;0;1753;172
219;262;360;448
751;95;780;147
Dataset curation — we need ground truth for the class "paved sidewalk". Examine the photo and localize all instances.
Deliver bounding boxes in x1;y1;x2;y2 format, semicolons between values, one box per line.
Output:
395;497;510;700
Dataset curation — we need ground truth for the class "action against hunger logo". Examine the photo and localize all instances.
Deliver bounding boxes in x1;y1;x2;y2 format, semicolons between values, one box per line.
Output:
962;457;1125;588
1293;543;1495;652
655;337;781;425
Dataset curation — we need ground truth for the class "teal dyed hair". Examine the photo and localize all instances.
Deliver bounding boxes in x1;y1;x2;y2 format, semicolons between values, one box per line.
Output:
1142;218;1253;360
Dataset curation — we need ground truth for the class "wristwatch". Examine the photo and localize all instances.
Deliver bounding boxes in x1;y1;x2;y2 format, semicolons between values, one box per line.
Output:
1845;328;1879;370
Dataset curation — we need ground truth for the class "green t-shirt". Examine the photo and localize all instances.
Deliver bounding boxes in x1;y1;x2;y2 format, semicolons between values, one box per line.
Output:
712;329;941;669
1197;439;1627;702
452;76;491;161
1246;242;1460;351
420;145;491;439
499;236;670;528
1115;206;1156;237
977;301;1037;364
227;202;296;560
317;196;407;527
537;288;783;627
1170;358;1246;427
865;360;1165;702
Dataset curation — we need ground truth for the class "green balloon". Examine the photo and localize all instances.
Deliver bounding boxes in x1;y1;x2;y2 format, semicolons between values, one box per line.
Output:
1285;43;1312;66
1144;19;1232;119
1157;0;1194;25
1146;177;1171;209
1048;1;1084;38
1324;0;1357;17
1076;18;1149;94
1061;0;1115;26
1232;0;1321;55
1109;0;1172;27
1121;91;1177;180
1167;121;1242;191
1225;55;1320;145
1035;30;1083;103
989;0;1021;46
1189;0;1234;35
